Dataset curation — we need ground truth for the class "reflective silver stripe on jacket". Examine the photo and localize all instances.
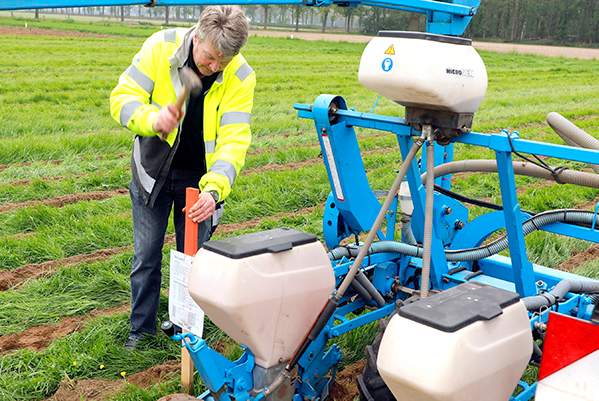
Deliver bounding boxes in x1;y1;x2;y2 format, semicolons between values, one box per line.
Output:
205;140;216;153
126;64;154;94
133;137;156;194
151;100;162;109
212;205;224;227
210;160;236;186
164;29;177;43
235;63;253;81
120;100;143;127
220;112;251;126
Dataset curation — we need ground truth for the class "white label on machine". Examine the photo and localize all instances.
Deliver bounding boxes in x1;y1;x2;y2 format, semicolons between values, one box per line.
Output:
321;134;344;201
169;250;204;337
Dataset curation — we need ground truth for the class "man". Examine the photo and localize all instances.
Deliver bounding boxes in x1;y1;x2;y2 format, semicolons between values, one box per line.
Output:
110;5;255;350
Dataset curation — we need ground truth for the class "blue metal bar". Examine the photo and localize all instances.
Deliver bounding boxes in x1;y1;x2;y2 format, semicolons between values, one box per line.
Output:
1;0;479;36
495;148;536;297
458;131;599;165
329;303;395;337
479;255;593;289
511;382;537;401
542;222;599;244
297;107;599;166
2;0;146;8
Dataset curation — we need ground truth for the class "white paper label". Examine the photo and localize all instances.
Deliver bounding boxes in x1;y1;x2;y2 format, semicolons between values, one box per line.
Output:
168;250;204;337
322;134;344;201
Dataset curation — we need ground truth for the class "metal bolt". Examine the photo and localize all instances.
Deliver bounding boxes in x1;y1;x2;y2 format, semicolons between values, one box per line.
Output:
444;206;452;215
454;220;465;230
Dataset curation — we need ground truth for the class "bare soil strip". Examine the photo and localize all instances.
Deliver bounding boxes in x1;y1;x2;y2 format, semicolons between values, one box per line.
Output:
0;188;128;213
330;360;365;401
560;244;599;272
0;206;319;291
0;304;129;355
0;26;111;38
46;360;180;401
0;159;61;174
0;246;130;291
43;358;361;401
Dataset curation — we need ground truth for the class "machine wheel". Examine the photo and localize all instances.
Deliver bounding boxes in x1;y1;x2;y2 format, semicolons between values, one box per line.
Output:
357;320;396;401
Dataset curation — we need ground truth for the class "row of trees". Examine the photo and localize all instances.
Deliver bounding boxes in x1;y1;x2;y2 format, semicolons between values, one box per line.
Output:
35;1;599;45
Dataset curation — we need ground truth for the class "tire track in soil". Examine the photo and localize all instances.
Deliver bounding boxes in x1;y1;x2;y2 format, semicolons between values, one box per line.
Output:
0;206;319;291
45;360;180;401
0;304;130;355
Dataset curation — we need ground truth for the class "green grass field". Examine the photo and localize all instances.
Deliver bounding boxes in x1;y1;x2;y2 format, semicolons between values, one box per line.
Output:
0;15;599;401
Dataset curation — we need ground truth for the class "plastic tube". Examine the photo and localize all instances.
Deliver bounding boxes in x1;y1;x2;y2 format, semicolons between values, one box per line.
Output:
328;210;597;263
547;112;599;173
355;270;386;306
522;279;599;310
422;159;599;189
351;277;373;302
401;215;417;245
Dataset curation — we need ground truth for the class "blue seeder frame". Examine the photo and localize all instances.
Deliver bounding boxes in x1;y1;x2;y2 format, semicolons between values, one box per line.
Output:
172;94;598;401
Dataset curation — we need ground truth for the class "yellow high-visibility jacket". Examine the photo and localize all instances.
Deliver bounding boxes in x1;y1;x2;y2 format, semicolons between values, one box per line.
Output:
110;27;255;207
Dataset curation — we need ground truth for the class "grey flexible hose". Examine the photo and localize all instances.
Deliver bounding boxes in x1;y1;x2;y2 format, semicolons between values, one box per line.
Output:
422;159;599;189
351;278;372;302
355;270;386;306
401;215;417;245
522;279;599;310
547;112;599;173
328;210;596;263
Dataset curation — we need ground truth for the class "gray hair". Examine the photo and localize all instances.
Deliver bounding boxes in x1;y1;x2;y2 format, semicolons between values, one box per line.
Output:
196;6;249;58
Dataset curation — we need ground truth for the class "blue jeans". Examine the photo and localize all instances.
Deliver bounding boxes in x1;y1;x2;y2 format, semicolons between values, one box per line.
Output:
129;169;214;335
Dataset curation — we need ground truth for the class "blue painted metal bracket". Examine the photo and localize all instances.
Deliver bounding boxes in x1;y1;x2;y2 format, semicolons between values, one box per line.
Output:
310;95;389;241
511;382;537;401
1;0;479;35
171;332;256;401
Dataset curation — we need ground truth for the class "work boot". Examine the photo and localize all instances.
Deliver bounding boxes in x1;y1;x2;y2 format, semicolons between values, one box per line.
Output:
124;332;150;350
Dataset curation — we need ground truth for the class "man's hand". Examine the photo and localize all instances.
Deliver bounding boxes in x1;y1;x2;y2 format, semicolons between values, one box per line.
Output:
153;104;181;140
185;191;216;223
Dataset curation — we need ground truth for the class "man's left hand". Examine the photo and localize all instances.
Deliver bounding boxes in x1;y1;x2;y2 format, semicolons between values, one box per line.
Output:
185;192;216;223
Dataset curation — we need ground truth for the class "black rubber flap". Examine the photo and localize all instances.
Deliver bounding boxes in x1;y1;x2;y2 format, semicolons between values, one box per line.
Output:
203;228;317;259
378;30;472;46
398;283;520;333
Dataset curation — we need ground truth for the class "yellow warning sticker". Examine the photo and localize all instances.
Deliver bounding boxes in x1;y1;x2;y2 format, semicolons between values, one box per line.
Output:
384;44;395;55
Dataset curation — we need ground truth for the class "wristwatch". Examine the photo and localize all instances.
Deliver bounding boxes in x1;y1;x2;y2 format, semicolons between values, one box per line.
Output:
207;190;220;203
